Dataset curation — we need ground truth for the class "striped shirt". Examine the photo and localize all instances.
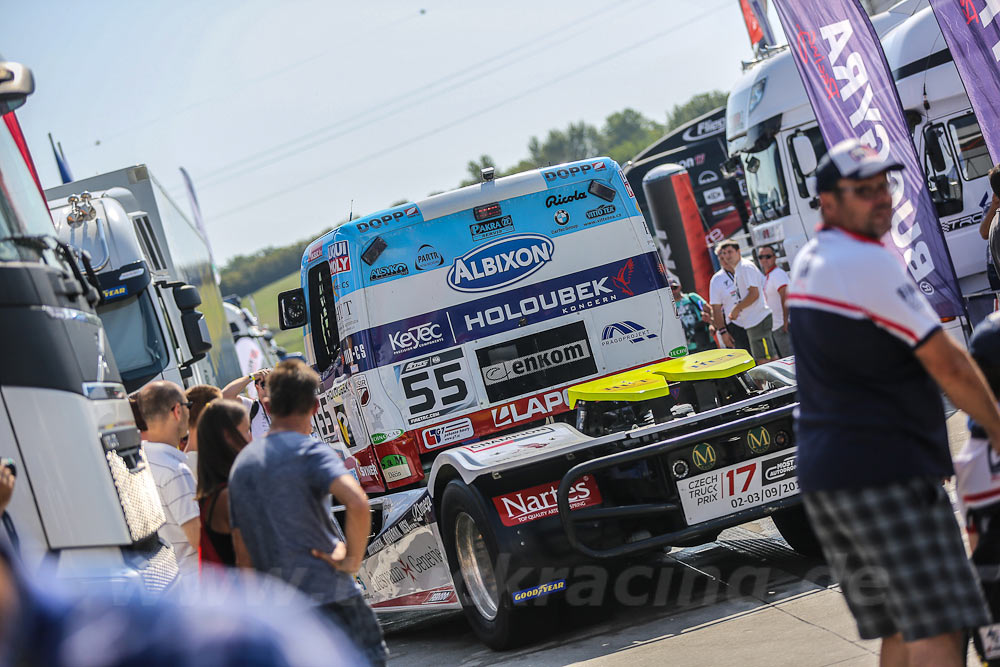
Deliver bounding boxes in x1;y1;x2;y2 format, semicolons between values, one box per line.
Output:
144;441;199;575
788;227;950;492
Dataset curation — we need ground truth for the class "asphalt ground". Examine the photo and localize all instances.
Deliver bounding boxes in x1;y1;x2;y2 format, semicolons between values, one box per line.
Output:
382;413;982;666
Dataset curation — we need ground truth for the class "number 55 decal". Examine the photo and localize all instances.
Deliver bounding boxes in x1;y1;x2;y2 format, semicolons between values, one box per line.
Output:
396;348;476;421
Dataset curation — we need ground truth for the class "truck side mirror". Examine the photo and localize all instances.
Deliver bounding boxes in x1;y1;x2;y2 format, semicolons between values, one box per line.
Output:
926;128;947;173
159;282;211;366
791;134;817;176
278;288;307;330
0;61;34;114
172;284;202;310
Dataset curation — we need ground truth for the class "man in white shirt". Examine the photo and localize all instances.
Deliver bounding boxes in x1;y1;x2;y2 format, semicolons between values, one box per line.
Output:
709;255;750;353
221;369;273;440
138;381;200;577
711;240;775;361
757;245;791;357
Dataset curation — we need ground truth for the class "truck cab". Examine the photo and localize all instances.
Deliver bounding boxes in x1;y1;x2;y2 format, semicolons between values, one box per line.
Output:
281;158;685;493
46;167;242;393
0;58;175;591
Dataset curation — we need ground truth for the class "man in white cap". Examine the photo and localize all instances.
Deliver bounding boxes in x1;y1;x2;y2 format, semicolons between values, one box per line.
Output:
789;138;1000;666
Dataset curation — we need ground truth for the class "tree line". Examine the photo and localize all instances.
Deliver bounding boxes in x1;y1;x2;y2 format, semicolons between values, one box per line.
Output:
220;92;727;297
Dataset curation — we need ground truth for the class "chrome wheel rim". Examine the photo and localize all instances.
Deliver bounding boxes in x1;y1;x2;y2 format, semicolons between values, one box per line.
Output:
455;512;499;620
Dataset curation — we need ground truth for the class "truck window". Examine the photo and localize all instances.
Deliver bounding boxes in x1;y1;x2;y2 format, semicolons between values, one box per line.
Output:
307;260;339;372
948;113;992;181
786;127;827;199
98;292;169;391
0;120;59;262
740;138;790;222
923;123;963;216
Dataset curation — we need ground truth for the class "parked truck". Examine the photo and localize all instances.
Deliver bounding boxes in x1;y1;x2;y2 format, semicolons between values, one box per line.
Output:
46;166;242;393
726;0;991;297
280;158;807;648
0;57;175;591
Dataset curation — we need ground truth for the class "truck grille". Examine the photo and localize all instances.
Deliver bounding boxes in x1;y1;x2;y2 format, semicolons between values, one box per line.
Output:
122;535;178;594
106;449;165;542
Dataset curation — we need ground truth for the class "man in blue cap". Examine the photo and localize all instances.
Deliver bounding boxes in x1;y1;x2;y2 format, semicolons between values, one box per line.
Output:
789;138;1000;666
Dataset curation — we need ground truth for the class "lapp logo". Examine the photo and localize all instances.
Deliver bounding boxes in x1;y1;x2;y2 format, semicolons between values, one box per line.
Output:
389;323;444;353
329;240;350;274
601;321;658;346
422;417;474;449
492;475;602;526
447;234;554;293
492;389;567;427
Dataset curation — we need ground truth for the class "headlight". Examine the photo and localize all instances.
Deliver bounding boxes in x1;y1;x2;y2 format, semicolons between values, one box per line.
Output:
749;77;767;113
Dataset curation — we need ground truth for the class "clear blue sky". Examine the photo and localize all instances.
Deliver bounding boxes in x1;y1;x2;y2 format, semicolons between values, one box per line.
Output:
4;0;778;264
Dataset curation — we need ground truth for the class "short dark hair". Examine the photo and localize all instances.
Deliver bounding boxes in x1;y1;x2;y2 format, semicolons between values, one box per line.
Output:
128;396;147;432
715;239;740;254
137;381;185;422
267;359;320;417
196;399;248;499
989;164;1000;199
186;384;223;428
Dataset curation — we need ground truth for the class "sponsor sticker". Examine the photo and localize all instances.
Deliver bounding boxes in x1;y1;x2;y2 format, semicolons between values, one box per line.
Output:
585;203;616;220
355;375;370;406
600;321;658;346
542;163;598;181
371;429;403;445
307;243;323;262
545;191;586;209
405;205;419;217
746;426;771;455
703;186;725;205
422;417;475;449
691;443;717;471
669;345;688;358
329;240;351;274
102;285;128;300
469;215;514;241
762;453;796;484
356;210;406;233
492;475;602;526
513;580;566;603
447;233;554;293
620;169;634;198
370;263;409;281
389;322;445;355
553;209;570;225
380;454;411;482
415;243;443;270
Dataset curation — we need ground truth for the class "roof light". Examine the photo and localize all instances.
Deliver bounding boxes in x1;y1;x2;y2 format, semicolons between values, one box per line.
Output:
474;202;501;221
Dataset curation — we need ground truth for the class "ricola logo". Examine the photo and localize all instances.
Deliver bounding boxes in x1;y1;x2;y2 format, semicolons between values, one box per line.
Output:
447;234;554;293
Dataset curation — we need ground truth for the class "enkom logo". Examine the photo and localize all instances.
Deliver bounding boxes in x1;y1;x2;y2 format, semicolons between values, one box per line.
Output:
447;234;554;293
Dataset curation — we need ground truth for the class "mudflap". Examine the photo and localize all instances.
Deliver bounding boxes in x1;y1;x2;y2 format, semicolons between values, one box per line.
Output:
355;488;460;613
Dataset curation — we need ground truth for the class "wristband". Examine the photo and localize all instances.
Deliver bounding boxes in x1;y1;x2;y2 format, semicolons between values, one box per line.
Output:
718;327;728;334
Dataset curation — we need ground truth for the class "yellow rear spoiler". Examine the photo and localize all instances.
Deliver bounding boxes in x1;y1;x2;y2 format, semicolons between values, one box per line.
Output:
567;349;755;408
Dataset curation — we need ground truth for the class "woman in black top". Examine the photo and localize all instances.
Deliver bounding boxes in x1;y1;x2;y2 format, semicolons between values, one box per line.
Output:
196;399;251;567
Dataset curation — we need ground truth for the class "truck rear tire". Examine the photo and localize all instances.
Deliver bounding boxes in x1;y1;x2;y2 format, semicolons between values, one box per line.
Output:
771;504;825;559
439;479;548;650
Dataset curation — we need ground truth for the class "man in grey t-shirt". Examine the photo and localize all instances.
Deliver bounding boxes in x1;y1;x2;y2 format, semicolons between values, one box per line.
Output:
229;360;387;666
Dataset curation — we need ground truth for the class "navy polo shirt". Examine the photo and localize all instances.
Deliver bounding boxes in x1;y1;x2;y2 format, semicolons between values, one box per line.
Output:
788;227;951;492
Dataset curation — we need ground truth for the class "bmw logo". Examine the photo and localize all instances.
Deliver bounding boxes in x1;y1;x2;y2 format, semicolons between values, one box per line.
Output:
554;209;570;226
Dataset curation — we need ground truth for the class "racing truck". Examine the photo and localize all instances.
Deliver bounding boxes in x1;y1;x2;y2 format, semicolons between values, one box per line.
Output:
279;157;809;648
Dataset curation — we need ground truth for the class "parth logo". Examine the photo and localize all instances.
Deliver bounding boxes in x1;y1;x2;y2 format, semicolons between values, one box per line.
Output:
601;321;658;346
447;234;554;293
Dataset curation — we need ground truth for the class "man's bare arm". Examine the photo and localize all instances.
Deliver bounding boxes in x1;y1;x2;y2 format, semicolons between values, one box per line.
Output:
730;286;760;320
327;475;370;574
916;329;1000;452
180;517;201;551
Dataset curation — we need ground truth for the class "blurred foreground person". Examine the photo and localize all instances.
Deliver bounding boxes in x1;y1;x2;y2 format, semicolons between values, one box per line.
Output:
228;360;387;666
0;541;362;666
138;381;200;578
790;139;1000;667
196;400;251;568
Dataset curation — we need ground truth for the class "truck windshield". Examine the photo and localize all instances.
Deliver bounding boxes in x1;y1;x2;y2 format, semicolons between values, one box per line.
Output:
741;138;790;222
98;291;169;391
0;119;60;261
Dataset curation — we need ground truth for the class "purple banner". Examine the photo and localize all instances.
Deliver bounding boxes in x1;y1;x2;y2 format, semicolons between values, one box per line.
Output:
929;0;1000;164
774;0;965;318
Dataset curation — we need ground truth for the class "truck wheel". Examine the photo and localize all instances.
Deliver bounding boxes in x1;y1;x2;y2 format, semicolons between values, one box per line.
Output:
439;480;546;650
771;505;825;559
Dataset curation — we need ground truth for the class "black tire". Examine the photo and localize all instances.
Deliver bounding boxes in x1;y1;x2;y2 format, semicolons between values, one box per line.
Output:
771;504;825;559
438;479;549;650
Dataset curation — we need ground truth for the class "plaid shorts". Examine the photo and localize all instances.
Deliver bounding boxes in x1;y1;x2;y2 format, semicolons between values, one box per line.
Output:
804;477;990;642
318;595;388;667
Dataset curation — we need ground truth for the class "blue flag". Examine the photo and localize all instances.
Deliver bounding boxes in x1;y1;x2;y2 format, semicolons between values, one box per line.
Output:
773;0;965;319
47;133;72;184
